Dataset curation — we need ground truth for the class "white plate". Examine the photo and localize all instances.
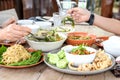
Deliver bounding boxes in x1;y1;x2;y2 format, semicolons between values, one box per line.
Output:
44;50;115;75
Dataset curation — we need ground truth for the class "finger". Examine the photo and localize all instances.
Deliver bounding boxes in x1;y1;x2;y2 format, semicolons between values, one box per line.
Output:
12;24;31;33
67;7;80;14
4;34;21;42
8;17;17;24
6;24;30;36
7;33;23;39
11;29;29;37
3;17;17;27
8;37;20;42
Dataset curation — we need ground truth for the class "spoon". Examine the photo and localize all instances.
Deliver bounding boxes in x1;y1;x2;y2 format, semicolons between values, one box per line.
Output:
29;33;46;40
56;0;63;11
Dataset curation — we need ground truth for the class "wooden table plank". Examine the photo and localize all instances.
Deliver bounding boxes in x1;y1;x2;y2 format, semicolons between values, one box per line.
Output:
0;63;47;80
105;71;120;80
53;70;105;80
38;67;64;80
74;24;114;37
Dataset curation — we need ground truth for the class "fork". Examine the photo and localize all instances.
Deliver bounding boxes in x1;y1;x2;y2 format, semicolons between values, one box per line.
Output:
15;39;21;44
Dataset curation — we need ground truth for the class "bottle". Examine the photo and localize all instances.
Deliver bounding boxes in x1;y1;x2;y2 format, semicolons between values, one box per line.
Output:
86;0;95;13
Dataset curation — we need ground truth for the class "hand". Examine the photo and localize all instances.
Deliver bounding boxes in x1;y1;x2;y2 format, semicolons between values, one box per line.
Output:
0;24;31;42
2;17;17;28
67;7;91;23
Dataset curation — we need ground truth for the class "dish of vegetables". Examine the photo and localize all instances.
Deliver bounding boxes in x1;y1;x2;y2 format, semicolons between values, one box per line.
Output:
44;48;115;75
27;30;63;42
0;45;43;68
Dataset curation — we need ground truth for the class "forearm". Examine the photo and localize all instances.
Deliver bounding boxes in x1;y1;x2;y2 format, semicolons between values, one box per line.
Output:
0;30;5;41
93;14;120;35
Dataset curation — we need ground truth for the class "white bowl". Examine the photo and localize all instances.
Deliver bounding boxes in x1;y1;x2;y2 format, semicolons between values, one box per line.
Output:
25;33;67;52
62;45;97;66
17;20;34;25
102;36;120;57
22;24;40;33
35;21;52;29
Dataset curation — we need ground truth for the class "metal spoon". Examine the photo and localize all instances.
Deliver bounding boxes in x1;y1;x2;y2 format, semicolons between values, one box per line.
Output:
29;32;46;40
56;0;63;11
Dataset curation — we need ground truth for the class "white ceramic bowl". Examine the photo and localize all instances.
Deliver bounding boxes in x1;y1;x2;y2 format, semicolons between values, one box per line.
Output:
35;21;52;29
17;20;34;25
22;24;40;33
25;33;67;52
62;45;97;66
102;36;120;57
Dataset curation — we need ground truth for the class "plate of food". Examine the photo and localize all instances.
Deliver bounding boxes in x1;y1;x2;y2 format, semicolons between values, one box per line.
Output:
44;45;115;75
95;36;109;48
0;44;43;68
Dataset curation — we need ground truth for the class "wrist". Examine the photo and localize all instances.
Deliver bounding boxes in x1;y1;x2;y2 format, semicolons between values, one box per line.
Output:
86;13;95;25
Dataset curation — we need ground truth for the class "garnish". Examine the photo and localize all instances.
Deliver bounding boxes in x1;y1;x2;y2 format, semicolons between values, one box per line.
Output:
62;16;75;28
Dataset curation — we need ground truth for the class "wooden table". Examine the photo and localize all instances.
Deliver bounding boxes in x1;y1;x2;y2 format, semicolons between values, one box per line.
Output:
0;24;119;80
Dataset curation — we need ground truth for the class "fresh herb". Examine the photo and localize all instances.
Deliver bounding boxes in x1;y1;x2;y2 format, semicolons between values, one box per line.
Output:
0;45;7;61
71;44;86;55
62;16;75;28
8;50;42;66
45;30;62;42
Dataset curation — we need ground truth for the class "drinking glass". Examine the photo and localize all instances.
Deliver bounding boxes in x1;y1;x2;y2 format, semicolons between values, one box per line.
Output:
53;12;62;27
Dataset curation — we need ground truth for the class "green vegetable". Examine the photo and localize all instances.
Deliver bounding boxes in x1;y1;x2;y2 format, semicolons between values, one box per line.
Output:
45;36;56;42
47;50;68;69
71;44;86;55
56;58;68;69
47;53;52;58
57;50;65;59
62;16;75;28
0;45;7;62
48;54;59;65
9;50;42;66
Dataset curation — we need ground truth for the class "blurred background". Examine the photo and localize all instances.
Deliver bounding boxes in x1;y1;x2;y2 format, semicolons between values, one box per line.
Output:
0;0;119;20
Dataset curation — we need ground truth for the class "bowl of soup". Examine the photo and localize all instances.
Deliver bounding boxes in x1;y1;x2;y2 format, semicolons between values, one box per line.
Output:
66;32;96;46
25;30;67;52
62;45;97;66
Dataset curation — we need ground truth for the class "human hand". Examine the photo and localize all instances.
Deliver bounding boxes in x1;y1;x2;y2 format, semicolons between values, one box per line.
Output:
2;17;17;28
0;24;31;42
67;7;91;23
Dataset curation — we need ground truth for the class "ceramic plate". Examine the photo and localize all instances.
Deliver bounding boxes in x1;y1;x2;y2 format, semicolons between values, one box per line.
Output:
44;52;115;75
0;55;43;69
0;48;43;69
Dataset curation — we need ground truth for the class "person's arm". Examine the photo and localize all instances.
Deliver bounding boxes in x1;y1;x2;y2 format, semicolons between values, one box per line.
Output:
67;7;120;35
94;14;120;35
2;17;17;28
0;24;31;42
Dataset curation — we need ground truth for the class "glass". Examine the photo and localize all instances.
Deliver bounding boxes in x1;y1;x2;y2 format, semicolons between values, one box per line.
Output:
60;0;77;10
53;12;62;27
78;0;87;9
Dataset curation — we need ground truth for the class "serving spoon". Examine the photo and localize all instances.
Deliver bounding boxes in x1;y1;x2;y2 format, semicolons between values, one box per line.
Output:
29;32;46;40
